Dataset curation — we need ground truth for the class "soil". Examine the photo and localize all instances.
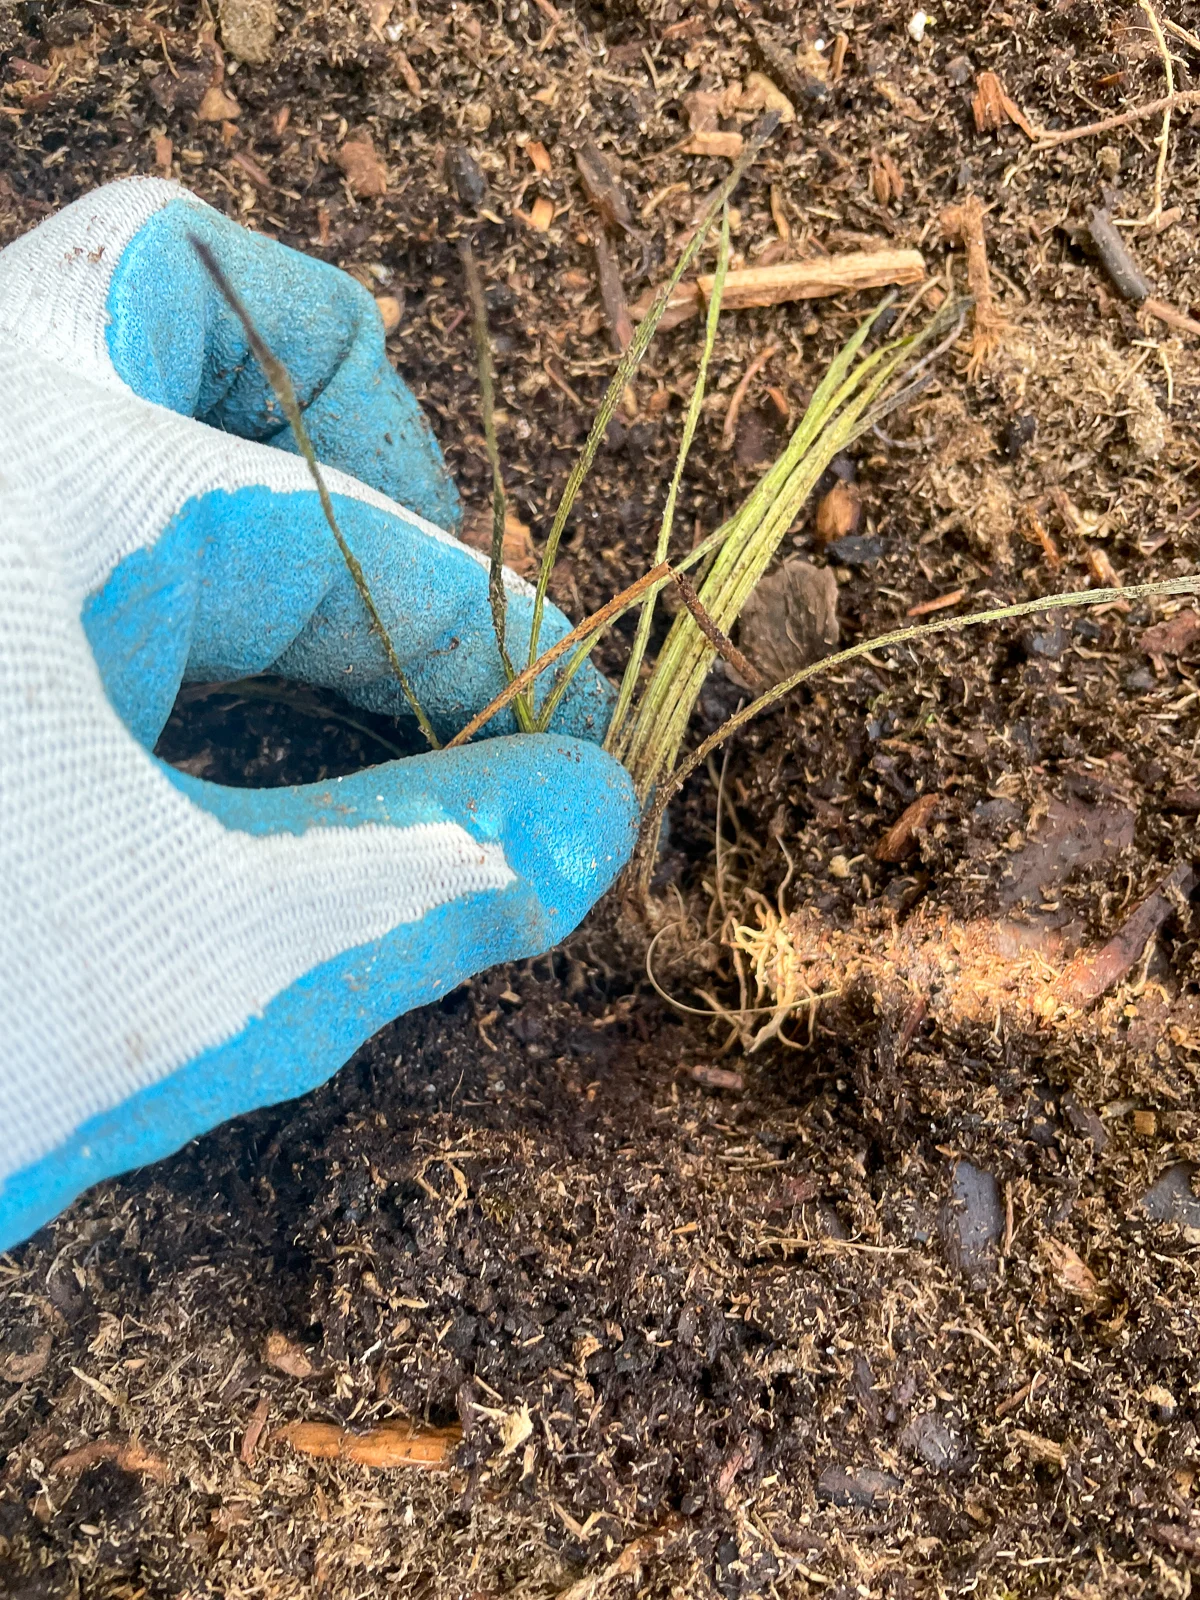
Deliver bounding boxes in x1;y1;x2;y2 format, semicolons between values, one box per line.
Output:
3;0;1200;1596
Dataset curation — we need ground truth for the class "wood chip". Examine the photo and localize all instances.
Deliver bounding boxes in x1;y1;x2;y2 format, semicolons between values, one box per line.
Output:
691;1065;745;1091
633;250;925;327
830;31;849;80
197;84;240;121
684;129;744;159
240;1396;269;1466
874;793;939;862
1140;607;1200;655
50;1439;170;1484
1052;861;1197;1009
527;138;552;174
1011;1428;1068;1471
526;195;555;231
264;1331;316;1379
278;1418;460;1469
336;135;388;196
870;151;905;206
393;48;421;96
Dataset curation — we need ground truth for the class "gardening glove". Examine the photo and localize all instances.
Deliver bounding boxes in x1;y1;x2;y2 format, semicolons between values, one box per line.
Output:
0;178;638;1252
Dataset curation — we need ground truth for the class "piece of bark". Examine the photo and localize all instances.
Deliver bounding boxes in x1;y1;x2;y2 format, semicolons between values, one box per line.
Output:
1011;1429;1067;1471
593;233;633;353
691;1065;745;1091
1163;783;1200;813
278;1418;460;1469
875;793;939;862
870;152;905;205
575;140;634;234
526;138;551;174
684;130;744;159
240;1396;269;1466
631;251;926;325
736;558;839;686
1140;607;1200;655
1053;861;1197;1009
264;1331;316;1379
1086;207;1150;302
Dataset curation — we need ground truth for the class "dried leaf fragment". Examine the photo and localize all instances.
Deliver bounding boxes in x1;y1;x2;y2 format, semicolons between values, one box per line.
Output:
575;140;634;234
737;558;839;686
1040;1237;1105;1309
336;135;388;197
875;794;939;863
264;1331;316;1379
278;1418;460;1469
197;84;241;121
526;195;555;232
463;506;536;577
499;1401;534;1458
374;293;402;335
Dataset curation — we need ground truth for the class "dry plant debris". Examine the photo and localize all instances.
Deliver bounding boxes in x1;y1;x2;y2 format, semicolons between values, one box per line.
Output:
940;195;1007;376
277;1418;461;1469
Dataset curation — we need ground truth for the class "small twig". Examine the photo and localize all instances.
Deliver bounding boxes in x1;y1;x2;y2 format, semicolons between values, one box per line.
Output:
1134;0;1173;225
524;112;782;675
1086;206;1151;301
1143;296;1200;338
189;235;441;750
1034;88;1200;149
1163;16;1200;53
669;566;765;687
459;239;525;716
445;563;672;748
720;342;779;452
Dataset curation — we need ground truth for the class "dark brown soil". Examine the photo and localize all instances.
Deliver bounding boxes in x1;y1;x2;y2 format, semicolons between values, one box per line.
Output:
3;0;1200;1595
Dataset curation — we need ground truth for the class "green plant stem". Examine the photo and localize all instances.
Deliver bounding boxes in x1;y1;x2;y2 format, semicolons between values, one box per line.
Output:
635;572;1200;894
605;209;732;747
619;298;961;795
189;234;441;751
524;112;782;679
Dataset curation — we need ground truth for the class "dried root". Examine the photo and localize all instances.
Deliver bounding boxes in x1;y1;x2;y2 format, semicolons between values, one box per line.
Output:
941;196;1008;377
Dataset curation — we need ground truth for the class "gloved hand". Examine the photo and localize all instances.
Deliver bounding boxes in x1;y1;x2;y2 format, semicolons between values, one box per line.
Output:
0;179;638;1252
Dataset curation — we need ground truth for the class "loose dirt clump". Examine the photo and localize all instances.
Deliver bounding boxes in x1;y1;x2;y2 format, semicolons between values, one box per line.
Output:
3;0;1200;1596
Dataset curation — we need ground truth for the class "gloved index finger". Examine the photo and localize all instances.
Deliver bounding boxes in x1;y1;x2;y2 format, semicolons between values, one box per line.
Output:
0;180;460;534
